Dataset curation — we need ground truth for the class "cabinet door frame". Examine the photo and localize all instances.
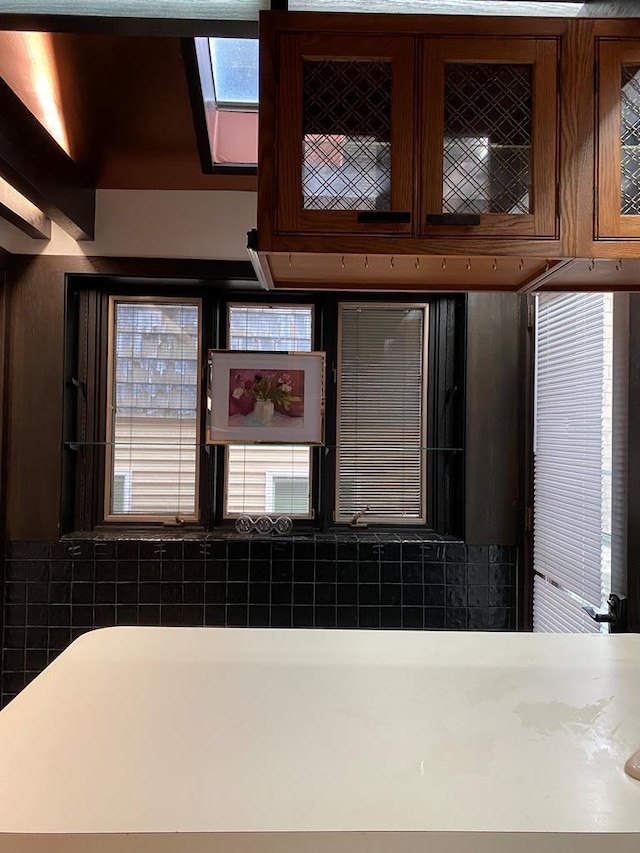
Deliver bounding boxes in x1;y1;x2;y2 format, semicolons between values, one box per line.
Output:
276;33;415;236
597;40;640;240
420;37;559;240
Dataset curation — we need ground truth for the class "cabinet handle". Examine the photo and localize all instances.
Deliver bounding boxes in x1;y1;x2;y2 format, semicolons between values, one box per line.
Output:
426;214;481;226
357;211;411;224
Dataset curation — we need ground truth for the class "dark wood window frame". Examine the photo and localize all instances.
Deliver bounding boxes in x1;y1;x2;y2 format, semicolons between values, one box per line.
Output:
62;274;465;537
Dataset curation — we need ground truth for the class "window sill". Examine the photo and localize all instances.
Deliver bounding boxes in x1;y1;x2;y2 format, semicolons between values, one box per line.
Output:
61;529;462;544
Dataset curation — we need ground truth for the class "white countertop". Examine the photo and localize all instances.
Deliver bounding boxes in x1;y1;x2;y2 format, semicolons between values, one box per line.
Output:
0;627;639;853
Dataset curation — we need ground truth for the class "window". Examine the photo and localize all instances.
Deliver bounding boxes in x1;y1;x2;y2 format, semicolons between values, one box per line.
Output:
532;292;628;632
224;303;314;518
105;297;201;521
336;303;428;524
66;279;462;534
191;37;258;171
112;470;132;513
266;472;311;514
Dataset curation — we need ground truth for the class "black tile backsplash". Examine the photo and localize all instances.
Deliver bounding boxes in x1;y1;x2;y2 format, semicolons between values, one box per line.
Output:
1;535;517;707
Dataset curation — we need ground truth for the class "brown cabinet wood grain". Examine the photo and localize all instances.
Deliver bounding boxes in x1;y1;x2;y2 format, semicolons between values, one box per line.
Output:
597;39;640;240
275;33;415;237
256;13;640;290
421;37;559;241
258;13;565;267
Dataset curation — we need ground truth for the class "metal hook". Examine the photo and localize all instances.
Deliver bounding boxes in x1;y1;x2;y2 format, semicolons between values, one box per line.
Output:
390;256;395;269
441;258;446;270
341;255;345;270
288;253;292;267
466;258;471;271
616;259;623;271
519;258;524;271
415;257;420;270
365;256;369;270
588;258;595;272
492;258;498;271
544;260;550;272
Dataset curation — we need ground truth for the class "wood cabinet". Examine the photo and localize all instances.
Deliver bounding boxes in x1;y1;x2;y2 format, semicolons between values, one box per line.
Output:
258;13;565;268
421;37;559;241
275;33;415;236
597;39;640;241
255;13;640;291
569;19;640;265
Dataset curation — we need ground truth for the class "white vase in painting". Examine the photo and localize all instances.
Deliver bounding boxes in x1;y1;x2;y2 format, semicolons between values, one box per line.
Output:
254;399;274;425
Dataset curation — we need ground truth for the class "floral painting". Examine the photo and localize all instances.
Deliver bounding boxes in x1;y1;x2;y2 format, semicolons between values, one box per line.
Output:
228;369;305;427
206;350;325;445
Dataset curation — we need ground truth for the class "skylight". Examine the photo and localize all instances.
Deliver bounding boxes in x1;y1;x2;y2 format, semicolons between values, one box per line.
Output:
210;38;259;108
192;36;259;171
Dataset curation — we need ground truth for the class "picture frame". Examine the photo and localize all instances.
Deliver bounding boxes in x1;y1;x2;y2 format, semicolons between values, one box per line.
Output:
206;350;325;445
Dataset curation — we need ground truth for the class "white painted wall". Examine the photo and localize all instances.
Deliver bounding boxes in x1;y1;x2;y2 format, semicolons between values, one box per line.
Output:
0;189;257;260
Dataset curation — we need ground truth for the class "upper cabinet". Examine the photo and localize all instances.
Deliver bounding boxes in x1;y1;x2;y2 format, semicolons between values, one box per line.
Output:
256;14;640;291
421;37;559;240
596;39;640;240
275;33;415;236
257;13;565;264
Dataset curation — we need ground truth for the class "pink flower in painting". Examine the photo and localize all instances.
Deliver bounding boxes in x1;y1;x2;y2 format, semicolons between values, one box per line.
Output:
228;368;305;419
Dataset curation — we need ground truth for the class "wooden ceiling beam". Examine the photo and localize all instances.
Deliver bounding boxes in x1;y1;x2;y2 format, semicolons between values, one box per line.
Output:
0;76;95;240
0;176;51;240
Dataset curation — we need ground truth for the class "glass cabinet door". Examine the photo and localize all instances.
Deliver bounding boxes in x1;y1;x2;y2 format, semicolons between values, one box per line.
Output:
276;34;415;235
420;38;559;239
597;41;640;239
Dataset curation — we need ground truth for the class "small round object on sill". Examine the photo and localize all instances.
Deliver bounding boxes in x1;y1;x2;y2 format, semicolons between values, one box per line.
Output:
235;515;253;534
255;515;274;534
275;516;293;535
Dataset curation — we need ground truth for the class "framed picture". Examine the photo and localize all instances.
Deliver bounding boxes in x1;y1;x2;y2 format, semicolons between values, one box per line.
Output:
206;350;325;445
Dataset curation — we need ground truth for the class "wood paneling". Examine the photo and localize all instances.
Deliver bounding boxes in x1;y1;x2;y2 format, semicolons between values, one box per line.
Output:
0;31;72;155
539;257;640;289
48;33;256;191
0;269;6;650
0;75;95;239
4;255;255;541
0;177;51;240
0;31;256;192
5;256;69;540
465;293;522;546
264;252;561;291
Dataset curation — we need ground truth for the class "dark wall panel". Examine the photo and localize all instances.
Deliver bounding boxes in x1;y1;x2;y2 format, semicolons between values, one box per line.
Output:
628;295;640;632
465;293;522;546
4;255;256;541
6;257;69;540
0;269;6;659
6;257;524;544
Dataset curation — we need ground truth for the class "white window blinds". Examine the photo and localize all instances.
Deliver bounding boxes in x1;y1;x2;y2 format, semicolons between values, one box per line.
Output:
533;292;623;632
106;298;200;520
336;304;427;523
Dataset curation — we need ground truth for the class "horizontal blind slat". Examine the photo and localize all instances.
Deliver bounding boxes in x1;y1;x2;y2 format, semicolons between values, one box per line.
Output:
533;292;610;631
337;305;427;521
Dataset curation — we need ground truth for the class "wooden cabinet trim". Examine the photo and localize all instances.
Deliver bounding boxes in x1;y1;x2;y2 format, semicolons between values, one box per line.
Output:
261;11;567;38
532;38;560;238
420;36;559;240
597;40;640;240
275;32;415;236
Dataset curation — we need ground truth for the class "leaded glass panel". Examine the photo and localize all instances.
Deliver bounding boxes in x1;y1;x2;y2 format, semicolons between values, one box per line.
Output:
443;63;532;215
621;65;640;215
302;60;392;211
